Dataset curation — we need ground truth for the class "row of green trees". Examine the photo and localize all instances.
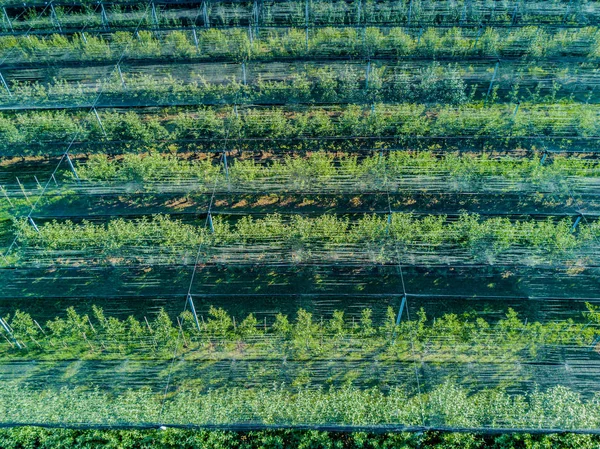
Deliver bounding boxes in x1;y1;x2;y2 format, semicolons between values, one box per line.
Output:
2;26;597;63
2;0;593;28
1;380;599;430
1;64;471;108
1;303;597;361
4;61;593;108
0;426;596;449
1;103;597;155
11;213;598;265
75;151;598;185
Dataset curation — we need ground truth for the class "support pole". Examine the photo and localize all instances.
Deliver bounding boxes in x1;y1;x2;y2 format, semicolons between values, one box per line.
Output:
417;27;424;45
223;151;230;190
28;216;41;234
385;213;392;235
563;0;573;23
186;294;202;333
2;7;13;32
117;63;126;88
0;185;13;207
391;294;407;341
305;0;309;51
0;71;12;97
81;31;88;44
365;60;371;89
252;0;259;37
0;317;21;349
202;1;209;27
50;4;62;32
100;3;110;30
511;0;519;26
66;153;81;183
407;0;413;25
151;2;159;27
93;107;107;137
513;101;520;117
241;62;247;86
207;212;215;233
571;215;582;232
485;60;500;104
540;151;547;165
473;24;483;49
16;177;31;206
192;27;200;52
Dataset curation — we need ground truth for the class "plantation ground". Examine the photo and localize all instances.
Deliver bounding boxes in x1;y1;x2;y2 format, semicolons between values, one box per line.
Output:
1;0;600;437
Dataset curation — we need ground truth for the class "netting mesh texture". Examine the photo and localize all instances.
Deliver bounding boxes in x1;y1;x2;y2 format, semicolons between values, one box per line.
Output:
1;0;600;433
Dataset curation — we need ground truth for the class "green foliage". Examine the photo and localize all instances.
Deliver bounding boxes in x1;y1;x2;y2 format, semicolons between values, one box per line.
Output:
11;212;597;266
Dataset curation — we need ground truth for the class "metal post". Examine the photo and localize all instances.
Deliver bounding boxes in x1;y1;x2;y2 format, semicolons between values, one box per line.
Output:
50;4;62;32
540;151;547;165
391;294;407;341
563;0;573;23
485;60;500;104
207;212;215;233
511;0;519;25
186;294;202;332
100;3;110;30
473;24;483;49
252;0;259;36
202;1;209;27
365;60;371;89
242;62;247;86
305;0;309;51
0;71;12;97
93;107;107;137
417;27;424;45
81;31;88;44
407;0;413;25
28;216;41;234
66;153;81;182
192;27;200;52
385;213;392;235
460;1;467;24
16;177;31;206
571;215;582;232
513;101;520;117
2;7;13;32
248;24;253;44
223;151;230;190
0;317;21;349
151;2;159;27
117;64;126;88
0;185;13;207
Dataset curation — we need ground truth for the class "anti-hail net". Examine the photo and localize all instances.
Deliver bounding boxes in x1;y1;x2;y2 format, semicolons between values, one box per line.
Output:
1;0;600;433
